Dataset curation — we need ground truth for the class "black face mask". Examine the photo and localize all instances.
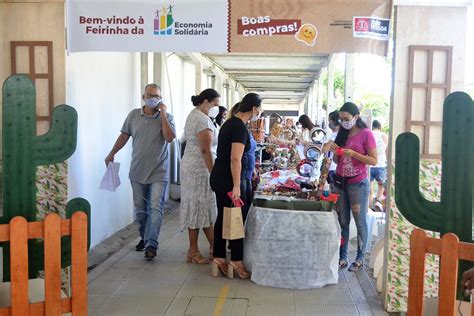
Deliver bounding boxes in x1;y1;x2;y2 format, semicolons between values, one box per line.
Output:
329;122;337;130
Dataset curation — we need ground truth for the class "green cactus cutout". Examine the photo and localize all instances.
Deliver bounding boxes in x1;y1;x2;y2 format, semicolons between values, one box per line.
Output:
1;75;91;281
395;91;474;297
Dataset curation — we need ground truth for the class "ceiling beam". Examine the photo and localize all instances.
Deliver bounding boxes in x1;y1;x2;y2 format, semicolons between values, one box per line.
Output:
225;70;319;76
206;53;329;59
239;80;312;84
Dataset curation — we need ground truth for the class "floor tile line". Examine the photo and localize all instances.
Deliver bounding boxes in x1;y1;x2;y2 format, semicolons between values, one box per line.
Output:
341;270;361;312
162;265;196;315
93;274;136;315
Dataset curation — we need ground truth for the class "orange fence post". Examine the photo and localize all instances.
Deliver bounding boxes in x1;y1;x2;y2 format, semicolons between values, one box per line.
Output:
407;229;427;316
71;212;88;315
44;213;62;316
438;233;460;316
10;217;29;315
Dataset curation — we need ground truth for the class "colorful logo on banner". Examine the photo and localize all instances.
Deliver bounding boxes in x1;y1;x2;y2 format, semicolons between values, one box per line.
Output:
353;17;389;41
154;5;174;35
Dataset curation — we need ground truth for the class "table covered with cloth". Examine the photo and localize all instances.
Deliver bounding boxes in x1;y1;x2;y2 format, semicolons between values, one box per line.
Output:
243;196;340;289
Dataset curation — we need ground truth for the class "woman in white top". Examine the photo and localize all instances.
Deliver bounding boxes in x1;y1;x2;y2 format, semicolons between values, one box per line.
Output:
325;111;340;183
268;114;319;146
298;114;319;145
369;120;388;211
180;89;220;264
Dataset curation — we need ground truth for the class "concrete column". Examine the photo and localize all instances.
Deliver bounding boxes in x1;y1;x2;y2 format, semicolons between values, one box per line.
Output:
152;53;165;88
327;57;335;111
344;53;355;103
224;82;231;108
194;61;204;94
310;82;317;120
187;53;205;94
238;85;246;100
304;86;311;115
230;85;237;106
301;95;308;117
210;75;216;89
318;77;324;115
230;84;236;105
140;52;148;91
214;71;223;94
132;53;142;105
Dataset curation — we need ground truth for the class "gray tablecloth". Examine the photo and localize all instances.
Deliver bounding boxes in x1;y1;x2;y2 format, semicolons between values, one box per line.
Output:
243;204;340;289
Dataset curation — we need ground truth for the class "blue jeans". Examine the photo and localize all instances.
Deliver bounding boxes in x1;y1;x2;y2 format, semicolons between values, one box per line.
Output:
370;167;387;183
335;178;370;262
130;180;168;250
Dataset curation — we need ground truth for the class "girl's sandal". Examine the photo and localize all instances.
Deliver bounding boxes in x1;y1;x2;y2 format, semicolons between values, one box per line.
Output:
212;258;228;277
348;261;363;272
187;251;209;264
339;260;348;270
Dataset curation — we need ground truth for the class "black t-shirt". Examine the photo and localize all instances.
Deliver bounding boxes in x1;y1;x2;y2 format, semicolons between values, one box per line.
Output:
210;117;250;192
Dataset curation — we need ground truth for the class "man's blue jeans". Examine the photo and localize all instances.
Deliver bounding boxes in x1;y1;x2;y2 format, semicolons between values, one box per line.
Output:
335;178;370;262
130;180;168;250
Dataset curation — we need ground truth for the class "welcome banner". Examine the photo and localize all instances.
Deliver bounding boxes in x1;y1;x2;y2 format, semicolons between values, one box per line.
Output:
67;0;229;52
67;0;391;56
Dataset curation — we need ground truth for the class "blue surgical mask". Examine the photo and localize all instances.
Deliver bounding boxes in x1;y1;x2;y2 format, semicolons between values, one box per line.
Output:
145;97;161;109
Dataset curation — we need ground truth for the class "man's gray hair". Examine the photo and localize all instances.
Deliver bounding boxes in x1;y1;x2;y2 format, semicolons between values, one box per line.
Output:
144;83;161;92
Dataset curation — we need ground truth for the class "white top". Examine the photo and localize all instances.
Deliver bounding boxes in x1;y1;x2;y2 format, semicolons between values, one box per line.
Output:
328;131;338;171
181;108;218;173
373;130;387;168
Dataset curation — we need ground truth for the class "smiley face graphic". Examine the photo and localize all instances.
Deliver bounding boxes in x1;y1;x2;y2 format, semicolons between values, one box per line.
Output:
295;23;318;47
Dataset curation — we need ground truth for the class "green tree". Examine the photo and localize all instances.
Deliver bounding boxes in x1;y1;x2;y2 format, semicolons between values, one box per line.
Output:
356;92;390;131
322;69;345;110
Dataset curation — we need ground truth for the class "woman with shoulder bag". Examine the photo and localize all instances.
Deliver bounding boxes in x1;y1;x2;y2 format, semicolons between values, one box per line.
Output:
329;102;377;272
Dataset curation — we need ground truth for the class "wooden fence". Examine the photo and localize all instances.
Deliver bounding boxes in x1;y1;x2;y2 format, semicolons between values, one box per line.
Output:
408;228;474;316
0;212;87;316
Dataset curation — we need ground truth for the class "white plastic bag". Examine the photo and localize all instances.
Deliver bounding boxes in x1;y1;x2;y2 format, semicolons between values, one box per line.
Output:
100;162;121;191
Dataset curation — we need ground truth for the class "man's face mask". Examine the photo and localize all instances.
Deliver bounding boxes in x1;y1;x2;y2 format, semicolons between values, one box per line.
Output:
145;97;162;109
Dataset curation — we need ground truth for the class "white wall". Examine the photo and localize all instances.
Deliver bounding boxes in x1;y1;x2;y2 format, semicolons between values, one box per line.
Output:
66;52;139;247
163;54;196;139
390;5;467;152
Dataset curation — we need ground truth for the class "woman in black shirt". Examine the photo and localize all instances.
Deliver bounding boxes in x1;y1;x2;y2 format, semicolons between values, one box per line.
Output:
210;93;262;279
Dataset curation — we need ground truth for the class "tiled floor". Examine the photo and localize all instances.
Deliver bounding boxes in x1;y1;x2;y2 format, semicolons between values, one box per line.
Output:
88;204;387;316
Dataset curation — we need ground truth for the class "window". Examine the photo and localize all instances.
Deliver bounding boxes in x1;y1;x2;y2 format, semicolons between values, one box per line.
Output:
11;41;54;133
406;45;452;159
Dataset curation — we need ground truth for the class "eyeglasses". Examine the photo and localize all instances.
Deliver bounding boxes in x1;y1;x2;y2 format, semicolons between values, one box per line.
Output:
145;93;161;99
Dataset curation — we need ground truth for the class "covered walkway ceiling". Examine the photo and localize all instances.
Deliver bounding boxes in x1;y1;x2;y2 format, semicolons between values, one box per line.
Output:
205;53;330;107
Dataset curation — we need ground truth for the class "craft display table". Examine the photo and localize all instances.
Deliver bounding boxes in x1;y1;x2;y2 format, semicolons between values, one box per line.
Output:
244;196;340;289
